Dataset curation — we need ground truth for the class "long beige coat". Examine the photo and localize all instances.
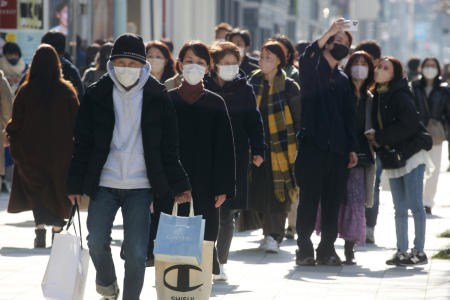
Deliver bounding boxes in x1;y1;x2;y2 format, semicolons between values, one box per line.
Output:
0;71;13;175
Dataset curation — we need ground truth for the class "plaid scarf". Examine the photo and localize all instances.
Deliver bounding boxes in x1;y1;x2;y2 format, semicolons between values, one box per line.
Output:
251;70;298;203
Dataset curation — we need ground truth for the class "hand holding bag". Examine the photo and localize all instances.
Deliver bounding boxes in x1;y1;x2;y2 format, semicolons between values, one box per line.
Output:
41;204;90;300
154;200;213;300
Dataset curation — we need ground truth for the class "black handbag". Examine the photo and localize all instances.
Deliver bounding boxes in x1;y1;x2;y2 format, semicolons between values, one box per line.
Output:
376;99;406;170
356;152;372;168
377;148;406;169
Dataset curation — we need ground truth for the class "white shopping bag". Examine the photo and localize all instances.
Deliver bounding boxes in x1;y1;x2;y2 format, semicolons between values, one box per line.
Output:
42;204;89;300
155;240;214;300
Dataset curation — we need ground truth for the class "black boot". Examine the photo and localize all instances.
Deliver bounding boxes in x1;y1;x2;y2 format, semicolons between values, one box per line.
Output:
34;228;46;248
344;241;356;265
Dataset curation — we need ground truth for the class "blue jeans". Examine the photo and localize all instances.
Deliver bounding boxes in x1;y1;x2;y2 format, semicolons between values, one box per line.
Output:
365;156;382;228
87;187;152;300
388;164;426;253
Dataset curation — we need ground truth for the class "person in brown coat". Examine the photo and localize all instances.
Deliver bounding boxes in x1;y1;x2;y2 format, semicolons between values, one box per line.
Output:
0;70;13;187
6;44;79;248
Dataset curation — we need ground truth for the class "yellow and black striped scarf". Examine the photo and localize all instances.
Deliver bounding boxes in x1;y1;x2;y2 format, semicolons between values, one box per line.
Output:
252;70;298;203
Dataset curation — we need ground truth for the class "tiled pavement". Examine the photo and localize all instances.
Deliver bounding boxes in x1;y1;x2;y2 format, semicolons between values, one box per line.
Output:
1;143;449;300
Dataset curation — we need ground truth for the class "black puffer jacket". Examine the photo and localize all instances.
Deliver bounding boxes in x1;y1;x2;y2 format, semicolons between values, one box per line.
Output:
411;78;450;129
66;74;190;199
373;78;431;160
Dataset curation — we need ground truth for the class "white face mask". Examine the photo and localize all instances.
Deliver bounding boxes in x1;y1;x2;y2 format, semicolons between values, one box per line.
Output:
217;64;239;81
114;66;141;87
351;65;369;80
148;58;166;74
422;67;438;80
183;63;206;85
216;38;226;43
238;47;245;59
374;69;392;84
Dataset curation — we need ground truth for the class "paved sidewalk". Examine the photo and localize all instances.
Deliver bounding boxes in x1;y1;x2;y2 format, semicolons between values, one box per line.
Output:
1;144;450;300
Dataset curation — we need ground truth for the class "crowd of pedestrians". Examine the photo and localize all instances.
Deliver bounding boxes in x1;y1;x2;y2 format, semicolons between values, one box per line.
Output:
1;18;449;300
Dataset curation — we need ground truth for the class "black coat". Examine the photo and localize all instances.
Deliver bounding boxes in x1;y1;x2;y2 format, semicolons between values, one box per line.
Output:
204;72;266;209
298;40;358;155
248;73;301;213
411;79;450;129
355;92;375;164
66;75;191;199
61;57;84;97
167;88;236;241
240;55;259;78
373;78;431;160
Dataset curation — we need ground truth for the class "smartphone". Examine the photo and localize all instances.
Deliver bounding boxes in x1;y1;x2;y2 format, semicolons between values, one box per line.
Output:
344;20;359;32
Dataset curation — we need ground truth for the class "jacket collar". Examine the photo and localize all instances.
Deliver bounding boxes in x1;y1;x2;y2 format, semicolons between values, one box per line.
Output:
377;77;411;99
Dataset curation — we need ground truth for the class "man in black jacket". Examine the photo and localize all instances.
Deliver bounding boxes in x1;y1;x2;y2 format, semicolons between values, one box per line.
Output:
295;19;358;266
67;34;191;300
41;31;84;97
226;28;259;78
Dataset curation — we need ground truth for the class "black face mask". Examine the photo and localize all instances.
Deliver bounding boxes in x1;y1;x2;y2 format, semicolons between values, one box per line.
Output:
330;43;349;61
7;58;19;66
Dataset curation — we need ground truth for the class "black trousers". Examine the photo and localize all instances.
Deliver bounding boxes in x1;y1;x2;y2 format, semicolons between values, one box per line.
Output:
33;207;66;227
216;207;237;264
295;138;348;258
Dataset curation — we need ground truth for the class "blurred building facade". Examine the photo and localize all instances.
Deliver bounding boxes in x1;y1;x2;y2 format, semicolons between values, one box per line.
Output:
1;0;449;65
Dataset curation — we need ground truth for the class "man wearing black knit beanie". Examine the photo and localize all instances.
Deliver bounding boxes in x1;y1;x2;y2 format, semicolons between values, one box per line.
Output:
67;33;191;300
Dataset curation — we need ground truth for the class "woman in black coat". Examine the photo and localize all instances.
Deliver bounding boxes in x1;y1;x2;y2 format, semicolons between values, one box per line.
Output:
205;42;265;280
366;57;432;266
150;41;235;275
411;57;450;214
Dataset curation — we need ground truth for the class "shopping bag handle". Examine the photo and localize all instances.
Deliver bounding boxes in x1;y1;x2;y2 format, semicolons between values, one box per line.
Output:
66;203;84;248
172;199;194;217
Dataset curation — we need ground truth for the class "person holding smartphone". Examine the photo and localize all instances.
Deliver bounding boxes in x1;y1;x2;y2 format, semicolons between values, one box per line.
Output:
295;19;358;266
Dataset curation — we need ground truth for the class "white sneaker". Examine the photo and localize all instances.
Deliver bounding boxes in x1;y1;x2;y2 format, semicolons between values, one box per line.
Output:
265;236;279;253
213;264;228;281
366;227;375;244
259;236;268;250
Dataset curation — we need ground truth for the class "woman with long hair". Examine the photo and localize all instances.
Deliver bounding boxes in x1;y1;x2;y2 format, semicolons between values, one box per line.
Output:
366;56;432;266
411;57;450;214
6;44;79;248
145;40;176;83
